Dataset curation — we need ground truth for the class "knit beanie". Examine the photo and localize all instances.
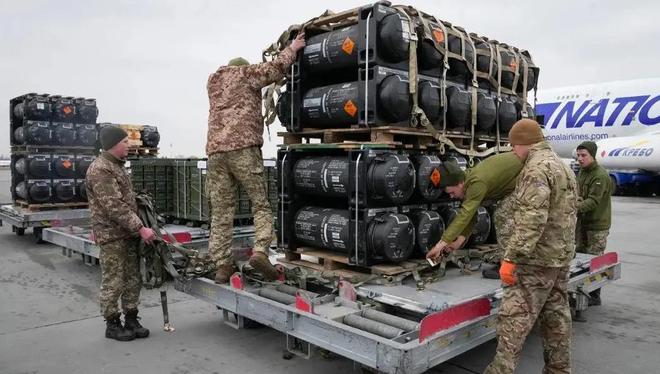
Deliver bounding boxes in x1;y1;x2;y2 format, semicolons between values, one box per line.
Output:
100;126;128;151
442;161;465;187
508;119;545;145
577;141;597;158
228;57;249;66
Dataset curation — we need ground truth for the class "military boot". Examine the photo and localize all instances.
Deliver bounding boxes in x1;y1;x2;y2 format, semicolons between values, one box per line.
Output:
214;263;238;284
105;313;136;341
248;252;280;281
124;310;149;338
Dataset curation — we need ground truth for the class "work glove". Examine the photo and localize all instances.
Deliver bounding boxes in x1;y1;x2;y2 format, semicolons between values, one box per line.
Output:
500;261;517;286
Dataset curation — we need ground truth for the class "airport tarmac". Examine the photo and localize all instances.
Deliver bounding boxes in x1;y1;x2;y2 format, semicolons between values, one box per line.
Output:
1;168;659;374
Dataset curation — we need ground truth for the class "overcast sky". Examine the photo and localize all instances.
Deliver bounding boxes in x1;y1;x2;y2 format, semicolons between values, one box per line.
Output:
2;0;659;158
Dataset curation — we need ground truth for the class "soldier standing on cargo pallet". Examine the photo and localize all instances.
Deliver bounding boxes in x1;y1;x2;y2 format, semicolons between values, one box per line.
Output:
205;32;306;284
484;119;578;374
425;152;523;279
86;126;155;341
574;141;612;316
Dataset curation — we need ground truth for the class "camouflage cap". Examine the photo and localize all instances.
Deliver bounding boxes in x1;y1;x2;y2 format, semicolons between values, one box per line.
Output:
228;57;249;66
442;161;465;187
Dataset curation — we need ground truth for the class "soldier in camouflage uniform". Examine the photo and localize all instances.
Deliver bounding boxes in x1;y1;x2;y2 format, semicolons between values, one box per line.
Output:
575;141;612;312
425;152;523;279
484;119;578;374
205;33;305;283
86;126;155;341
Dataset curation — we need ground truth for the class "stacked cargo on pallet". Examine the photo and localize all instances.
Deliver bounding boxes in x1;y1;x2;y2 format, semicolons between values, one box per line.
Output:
9;93;99;208
128;158;278;225
273;2;539;266
100;123;160;157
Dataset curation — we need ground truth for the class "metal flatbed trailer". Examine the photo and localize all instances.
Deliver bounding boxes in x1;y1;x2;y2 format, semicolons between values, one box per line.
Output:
0;203;90;243
42;224;254;265
175;252;621;374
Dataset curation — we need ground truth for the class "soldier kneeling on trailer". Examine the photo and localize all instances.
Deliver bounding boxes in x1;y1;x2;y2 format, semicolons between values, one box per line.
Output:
86;126;156;341
425;152;524;279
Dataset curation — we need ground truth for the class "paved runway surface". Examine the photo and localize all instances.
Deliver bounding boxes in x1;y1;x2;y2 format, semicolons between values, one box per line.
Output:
1;169;659;373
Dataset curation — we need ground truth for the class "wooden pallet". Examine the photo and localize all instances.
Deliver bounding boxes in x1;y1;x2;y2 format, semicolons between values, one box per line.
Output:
14;200;89;211
280;126;509;151
279;246;430;277
280;126;440;148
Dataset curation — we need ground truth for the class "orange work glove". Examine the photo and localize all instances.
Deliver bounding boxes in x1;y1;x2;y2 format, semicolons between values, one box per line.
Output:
500;261;517;286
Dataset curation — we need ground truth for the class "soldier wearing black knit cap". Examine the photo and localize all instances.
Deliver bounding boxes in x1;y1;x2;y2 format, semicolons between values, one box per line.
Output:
86;125;155;341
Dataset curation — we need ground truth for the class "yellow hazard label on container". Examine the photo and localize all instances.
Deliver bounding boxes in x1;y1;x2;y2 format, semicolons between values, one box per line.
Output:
62;160;72;169
433;29;445;43
344;100;357;117
63;106;73;114
431;168;441;187
342;37;355;55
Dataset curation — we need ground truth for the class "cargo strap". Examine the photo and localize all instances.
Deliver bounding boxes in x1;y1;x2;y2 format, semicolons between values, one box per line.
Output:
135;193;215;289
261;10;336;134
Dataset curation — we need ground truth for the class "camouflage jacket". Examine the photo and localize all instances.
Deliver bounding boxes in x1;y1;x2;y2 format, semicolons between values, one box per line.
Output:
503;141;578;267
206;47;296;155
85;152;143;245
441;152;523;243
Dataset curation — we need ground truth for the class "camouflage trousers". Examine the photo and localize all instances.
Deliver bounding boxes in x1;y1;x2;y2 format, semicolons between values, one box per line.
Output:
576;227;609;255
484;264;572;374
99;238;141;319
206;147;273;268
489;193;517;264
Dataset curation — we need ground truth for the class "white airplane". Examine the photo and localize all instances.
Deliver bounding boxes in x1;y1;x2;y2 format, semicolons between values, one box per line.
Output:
536;78;660;194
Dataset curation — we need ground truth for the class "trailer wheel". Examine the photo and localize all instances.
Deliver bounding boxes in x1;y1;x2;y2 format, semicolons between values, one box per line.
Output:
33;227;44;244
13;226;26;236
636;183;654;197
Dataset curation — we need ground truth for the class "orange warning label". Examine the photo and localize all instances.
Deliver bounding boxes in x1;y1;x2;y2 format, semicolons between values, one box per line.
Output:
63;106;73;114
432;29;444;43
509;60;518;71
430;168;441;187
342;37;355;55
62;160;72;169
344;100;357;117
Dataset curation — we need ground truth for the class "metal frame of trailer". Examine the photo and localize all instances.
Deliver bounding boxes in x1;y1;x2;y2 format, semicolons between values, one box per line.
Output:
40;220;621;373
0;203;91;242
174;252;621;374
42;224;256;265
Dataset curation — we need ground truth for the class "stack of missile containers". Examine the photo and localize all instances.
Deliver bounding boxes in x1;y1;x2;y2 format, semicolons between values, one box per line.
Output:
9;93;99;207
276;2;539;267
128;158;278;226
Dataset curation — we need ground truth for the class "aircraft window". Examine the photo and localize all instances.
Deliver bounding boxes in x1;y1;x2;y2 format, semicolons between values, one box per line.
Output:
576;95;580;98
606;92;611;96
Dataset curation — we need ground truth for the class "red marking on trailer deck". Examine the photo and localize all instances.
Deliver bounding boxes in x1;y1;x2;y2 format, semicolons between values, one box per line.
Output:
419;298;491;343
295;291;314;314
590;252;618;274
161;232;192;243
230;273;244;290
